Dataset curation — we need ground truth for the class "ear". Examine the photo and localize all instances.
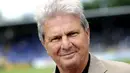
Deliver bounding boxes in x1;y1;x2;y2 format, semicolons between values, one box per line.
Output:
41;40;45;48
86;28;90;39
85;28;90;44
41;40;50;56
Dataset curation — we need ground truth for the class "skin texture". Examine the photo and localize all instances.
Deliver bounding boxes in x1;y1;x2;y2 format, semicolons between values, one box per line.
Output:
41;14;90;73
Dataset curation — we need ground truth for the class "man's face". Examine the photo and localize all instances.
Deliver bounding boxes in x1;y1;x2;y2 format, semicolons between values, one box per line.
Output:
42;14;90;69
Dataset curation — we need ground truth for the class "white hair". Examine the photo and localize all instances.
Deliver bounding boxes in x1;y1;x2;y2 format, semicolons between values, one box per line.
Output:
34;0;89;41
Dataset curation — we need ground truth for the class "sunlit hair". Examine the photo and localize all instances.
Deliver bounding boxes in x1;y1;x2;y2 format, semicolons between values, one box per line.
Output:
35;0;89;41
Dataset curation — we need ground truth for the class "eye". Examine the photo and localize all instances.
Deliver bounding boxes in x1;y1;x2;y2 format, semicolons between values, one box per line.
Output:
67;32;79;37
50;36;61;42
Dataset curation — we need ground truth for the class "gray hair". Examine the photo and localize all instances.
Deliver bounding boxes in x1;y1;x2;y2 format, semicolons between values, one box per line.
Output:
35;0;89;41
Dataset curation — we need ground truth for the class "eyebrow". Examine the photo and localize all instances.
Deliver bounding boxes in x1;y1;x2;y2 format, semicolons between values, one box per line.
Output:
47;28;79;39
48;34;62;40
66;29;79;33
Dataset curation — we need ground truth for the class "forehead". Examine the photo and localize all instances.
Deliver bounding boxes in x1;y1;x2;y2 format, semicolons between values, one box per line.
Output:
45;14;80;26
43;14;82;36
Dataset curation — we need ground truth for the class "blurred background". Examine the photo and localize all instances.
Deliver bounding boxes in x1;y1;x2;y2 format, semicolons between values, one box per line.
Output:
0;0;130;73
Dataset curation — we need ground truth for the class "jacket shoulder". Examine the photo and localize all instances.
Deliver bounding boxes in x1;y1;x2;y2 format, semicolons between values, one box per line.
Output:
101;59;130;73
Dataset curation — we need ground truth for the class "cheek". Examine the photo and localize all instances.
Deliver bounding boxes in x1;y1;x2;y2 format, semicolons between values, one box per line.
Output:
71;34;89;52
47;43;61;57
75;34;89;45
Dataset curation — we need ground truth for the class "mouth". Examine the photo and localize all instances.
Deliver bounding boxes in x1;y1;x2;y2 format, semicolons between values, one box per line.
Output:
60;52;76;59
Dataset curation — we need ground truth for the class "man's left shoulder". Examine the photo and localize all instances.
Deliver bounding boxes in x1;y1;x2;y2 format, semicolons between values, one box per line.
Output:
101;59;130;73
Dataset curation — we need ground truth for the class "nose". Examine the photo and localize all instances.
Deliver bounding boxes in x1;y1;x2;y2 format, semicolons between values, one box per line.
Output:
61;36;71;50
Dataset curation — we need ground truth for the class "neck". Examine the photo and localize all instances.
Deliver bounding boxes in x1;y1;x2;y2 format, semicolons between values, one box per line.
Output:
57;54;89;73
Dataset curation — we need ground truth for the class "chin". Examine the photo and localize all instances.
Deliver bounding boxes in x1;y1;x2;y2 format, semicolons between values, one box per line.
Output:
60;54;80;69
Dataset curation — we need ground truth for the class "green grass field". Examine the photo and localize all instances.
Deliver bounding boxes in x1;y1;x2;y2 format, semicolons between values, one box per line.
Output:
0;68;54;73
115;59;130;64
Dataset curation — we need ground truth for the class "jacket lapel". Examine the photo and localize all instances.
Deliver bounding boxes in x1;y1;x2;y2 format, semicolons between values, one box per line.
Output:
89;53;108;73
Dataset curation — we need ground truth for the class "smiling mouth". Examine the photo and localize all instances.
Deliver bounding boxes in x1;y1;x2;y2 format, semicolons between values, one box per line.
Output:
60;52;76;58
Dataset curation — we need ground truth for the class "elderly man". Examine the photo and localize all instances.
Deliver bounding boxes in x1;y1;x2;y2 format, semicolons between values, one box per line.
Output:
34;0;130;73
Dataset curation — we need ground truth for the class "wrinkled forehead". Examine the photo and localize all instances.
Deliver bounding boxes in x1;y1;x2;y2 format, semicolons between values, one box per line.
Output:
40;13;81;33
45;12;80;22
42;14;82;35
44;13;80;27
